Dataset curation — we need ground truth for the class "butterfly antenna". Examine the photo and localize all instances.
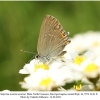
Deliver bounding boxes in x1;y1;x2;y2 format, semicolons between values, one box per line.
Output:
20;49;36;63
20;49;36;55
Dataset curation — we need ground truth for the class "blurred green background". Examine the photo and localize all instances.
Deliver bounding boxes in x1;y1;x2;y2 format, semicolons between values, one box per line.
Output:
0;1;100;91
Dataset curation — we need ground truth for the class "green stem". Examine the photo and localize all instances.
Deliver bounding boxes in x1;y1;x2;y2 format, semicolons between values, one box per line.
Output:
93;83;97;91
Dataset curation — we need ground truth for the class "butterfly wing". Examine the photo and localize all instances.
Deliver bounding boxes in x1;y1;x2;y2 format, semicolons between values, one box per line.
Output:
37;15;70;60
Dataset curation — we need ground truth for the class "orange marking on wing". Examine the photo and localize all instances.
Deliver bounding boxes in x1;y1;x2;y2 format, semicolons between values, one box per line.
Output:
61;33;66;38
65;40;71;45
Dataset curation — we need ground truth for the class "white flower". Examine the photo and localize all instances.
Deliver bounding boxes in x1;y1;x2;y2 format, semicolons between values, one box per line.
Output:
82;56;100;78
58;87;76;91
19;65;73;91
19;59;36;74
19;56;74;91
80;85;94;91
64;31;100;56
2;90;10;92
64;50;100;81
64;51;91;81
19;59;49;74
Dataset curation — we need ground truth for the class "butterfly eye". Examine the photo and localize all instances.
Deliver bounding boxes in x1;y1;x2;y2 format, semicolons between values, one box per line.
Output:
35;54;40;59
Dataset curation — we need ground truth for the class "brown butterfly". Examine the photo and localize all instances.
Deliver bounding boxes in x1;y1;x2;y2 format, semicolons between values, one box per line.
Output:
36;15;71;63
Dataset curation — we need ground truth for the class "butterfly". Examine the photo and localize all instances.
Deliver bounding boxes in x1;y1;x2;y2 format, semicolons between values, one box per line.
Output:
35;15;71;63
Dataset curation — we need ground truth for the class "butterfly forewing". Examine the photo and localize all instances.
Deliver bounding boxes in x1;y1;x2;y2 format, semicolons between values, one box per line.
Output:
37;15;70;62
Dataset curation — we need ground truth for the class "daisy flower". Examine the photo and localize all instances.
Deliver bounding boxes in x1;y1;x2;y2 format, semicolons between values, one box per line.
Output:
66;50;100;91
64;31;100;56
19;56;74;91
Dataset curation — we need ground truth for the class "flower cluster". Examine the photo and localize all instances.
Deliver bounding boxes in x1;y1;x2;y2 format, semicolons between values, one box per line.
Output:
19;31;100;91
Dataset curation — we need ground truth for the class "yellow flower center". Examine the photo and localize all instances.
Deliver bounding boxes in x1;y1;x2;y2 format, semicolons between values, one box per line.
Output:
39;77;55;88
73;84;82;91
93;42;99;47
34;63;49;72
74;56;86;65
84;63;99;73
